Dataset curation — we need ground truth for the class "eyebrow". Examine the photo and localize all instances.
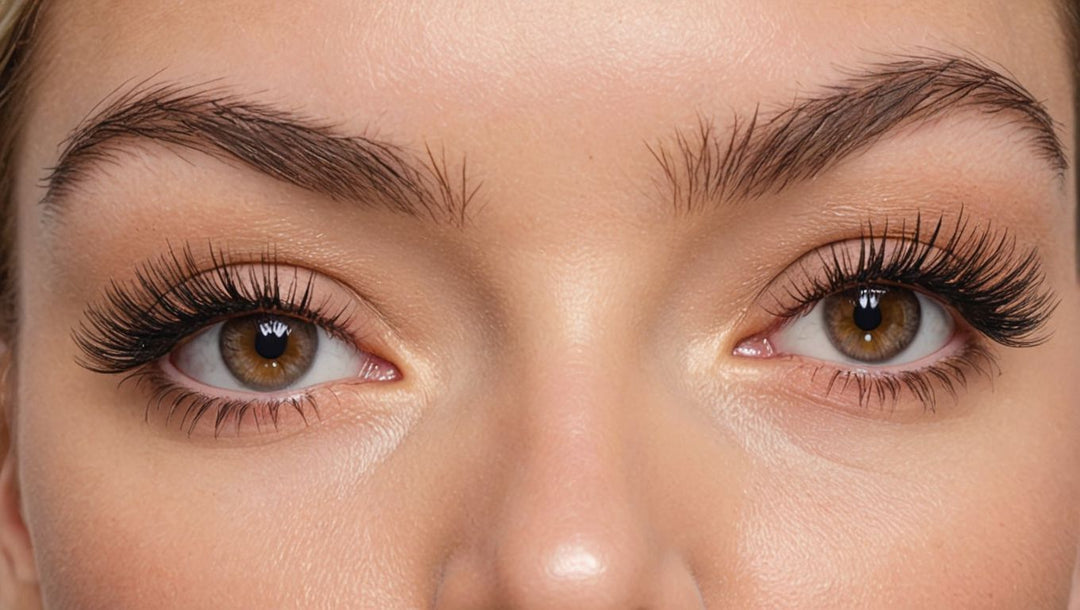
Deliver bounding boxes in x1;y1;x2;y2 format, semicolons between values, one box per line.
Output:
42;82;477;226
650;55;1067;212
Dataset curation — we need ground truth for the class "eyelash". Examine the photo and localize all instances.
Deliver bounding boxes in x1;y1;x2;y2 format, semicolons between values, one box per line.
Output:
74;243;356;435
77;213;1056;431
760;211;1056;411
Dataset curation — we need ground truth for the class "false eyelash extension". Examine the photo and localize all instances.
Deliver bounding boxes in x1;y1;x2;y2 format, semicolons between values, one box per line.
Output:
769;211;1057;348
73;242;353;375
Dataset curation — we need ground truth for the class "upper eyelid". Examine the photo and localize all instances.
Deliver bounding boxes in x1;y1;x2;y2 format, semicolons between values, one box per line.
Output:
754;213;1056;349
758;216;950;306
73;244;373;375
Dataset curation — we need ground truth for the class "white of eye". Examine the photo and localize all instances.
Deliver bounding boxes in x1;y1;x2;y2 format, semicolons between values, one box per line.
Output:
771;291;954;367
172;322;369;393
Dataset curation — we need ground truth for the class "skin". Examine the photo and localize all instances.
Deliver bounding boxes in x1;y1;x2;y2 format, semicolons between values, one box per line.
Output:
1;0;1079;607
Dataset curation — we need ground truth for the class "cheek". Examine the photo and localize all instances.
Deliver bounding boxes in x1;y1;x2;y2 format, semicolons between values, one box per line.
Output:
731;395;1080;605
737;462;1077;606
15;350;432;607
20;427;423;607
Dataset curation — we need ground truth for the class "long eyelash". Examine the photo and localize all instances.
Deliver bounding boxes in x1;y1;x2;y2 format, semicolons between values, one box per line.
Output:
73;241;353;374
770;211;1057;348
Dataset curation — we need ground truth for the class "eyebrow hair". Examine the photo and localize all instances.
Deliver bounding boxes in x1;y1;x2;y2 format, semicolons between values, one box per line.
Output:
650;55;1067;212
42;82;478;226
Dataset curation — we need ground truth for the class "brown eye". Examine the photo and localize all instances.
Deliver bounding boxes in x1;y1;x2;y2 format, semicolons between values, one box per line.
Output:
769;282;952;368
172;311;398;395
822;286;920;362
220;315;319;391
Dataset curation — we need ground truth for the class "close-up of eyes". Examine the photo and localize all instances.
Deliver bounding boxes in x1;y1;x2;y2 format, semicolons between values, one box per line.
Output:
735;213;1056;410
73;246;401;436
74;213;1060;437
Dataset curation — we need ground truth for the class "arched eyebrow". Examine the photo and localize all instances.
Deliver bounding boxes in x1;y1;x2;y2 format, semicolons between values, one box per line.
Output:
41;82;477;226
650;55;1067;212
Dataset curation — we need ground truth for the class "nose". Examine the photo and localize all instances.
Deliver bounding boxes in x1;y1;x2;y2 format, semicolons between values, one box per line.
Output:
434;357;706;609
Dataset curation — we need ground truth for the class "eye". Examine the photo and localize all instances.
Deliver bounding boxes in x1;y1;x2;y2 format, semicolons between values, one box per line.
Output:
770;285;954;366
171;313;398;393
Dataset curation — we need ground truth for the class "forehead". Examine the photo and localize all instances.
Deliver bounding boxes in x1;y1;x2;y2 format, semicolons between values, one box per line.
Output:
29;1;1069;136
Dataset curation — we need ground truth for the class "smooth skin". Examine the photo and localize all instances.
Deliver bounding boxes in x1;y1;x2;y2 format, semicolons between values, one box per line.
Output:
1;1;1079;608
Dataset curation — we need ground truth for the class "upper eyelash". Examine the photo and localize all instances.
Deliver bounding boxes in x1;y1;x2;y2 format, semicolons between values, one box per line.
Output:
73;242;353;375
767;211;1057;348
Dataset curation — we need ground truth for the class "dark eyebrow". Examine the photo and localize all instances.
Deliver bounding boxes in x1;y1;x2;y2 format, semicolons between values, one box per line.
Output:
42;82;477;225
650;55;1067;212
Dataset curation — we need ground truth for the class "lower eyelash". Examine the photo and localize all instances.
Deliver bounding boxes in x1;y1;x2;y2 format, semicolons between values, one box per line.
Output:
802;341;998;412
122;366;321;438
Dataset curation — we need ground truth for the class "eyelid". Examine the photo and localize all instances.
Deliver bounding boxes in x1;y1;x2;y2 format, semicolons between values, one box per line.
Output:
751;213;1055;350
73;244;399;376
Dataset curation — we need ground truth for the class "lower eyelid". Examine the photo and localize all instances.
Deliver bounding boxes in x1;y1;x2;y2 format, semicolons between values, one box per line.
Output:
127;360;369;439
762;338;998;416
155;330;401;438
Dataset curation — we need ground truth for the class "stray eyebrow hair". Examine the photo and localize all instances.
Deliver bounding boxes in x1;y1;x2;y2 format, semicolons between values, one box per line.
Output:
651;55;1067;212
42;82;478;226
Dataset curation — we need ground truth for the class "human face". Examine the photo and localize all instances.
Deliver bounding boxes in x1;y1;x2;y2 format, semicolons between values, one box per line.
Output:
6;0;1079;607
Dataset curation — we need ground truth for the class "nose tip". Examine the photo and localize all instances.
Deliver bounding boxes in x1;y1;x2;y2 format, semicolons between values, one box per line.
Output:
541;542;606;583
436;533;704;609
434;362;705;609
494;529;648;606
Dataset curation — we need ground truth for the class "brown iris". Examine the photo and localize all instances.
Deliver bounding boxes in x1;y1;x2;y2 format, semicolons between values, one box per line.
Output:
822;286;921;363
220;315;318;391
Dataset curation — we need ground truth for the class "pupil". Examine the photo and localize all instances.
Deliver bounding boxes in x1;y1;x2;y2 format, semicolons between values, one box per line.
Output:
852;289;882;331
254;318;290;360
